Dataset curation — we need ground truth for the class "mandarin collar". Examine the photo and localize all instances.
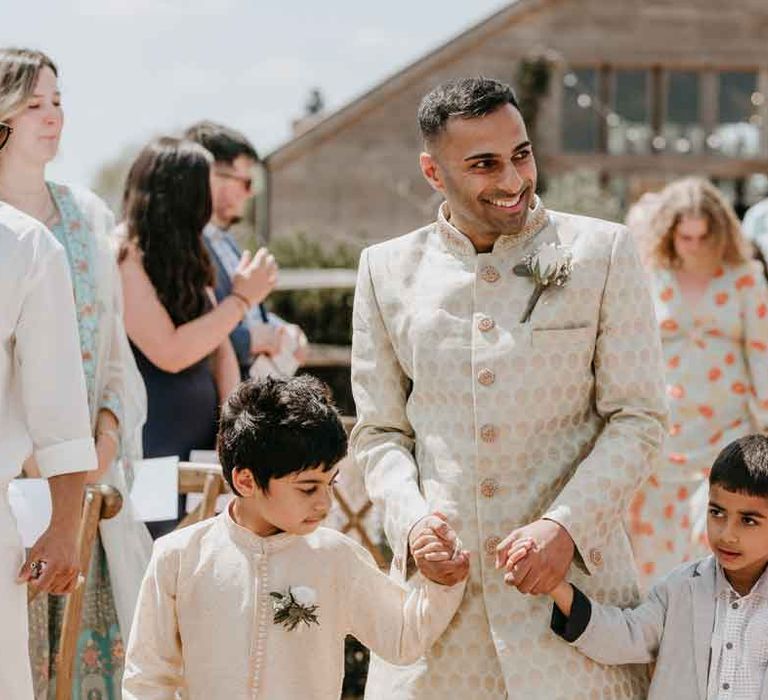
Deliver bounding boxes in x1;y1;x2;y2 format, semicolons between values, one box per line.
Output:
436;195;549;257
715;560;768;600
222;501;297;555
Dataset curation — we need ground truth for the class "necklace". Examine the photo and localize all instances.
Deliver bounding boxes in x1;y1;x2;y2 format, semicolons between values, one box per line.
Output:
0;184;58;227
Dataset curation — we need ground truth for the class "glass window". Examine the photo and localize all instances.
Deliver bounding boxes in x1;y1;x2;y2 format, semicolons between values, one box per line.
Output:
562;68;599;152
710;71;761;157
661;71;705;154
608;70;651;155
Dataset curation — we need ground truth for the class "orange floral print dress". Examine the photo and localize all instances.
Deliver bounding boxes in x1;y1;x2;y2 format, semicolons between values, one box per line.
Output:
629;261;768;589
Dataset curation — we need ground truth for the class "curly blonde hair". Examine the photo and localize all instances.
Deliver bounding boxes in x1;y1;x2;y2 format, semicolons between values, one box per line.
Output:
639;177;751;270
0;48;57;124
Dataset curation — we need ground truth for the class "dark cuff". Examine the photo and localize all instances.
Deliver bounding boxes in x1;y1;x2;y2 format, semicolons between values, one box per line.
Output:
550;585;592;643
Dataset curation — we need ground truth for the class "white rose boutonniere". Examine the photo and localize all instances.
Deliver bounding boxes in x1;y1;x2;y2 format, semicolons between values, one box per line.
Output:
271;586;319;631
513;242;573;323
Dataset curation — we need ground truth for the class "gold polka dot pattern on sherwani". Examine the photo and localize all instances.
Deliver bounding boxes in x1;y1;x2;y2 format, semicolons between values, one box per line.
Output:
351;201;668;699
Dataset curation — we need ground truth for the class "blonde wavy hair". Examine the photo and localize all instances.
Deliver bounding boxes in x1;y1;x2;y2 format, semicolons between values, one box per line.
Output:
0;48;57;124
639;177;751;270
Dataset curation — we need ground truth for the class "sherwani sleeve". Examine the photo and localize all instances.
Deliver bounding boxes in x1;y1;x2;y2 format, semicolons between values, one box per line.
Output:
350;248;430;574
551;582;667;665
16;239;95;478
345;538;465;665
740;262;768;431
543;226;667;573
123;543;184;700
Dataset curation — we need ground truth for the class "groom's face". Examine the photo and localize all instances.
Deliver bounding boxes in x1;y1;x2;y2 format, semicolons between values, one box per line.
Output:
420;104;537;246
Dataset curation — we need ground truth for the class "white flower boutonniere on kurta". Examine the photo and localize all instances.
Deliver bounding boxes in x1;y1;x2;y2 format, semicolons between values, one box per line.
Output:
271;586;319;631
513;243;573;323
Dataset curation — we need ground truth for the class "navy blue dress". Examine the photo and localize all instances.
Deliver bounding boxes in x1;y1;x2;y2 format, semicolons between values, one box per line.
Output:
131;342;218;538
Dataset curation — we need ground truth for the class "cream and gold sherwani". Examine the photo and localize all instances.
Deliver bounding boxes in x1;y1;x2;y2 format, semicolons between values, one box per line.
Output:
351;200;668;700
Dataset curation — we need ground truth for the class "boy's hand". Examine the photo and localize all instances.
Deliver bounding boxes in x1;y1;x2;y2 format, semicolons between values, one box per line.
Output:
498;538;535;585
409;512;469;585
496;519;575;594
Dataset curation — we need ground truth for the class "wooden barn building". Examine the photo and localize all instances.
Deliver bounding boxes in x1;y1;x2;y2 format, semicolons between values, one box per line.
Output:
264;0;768;245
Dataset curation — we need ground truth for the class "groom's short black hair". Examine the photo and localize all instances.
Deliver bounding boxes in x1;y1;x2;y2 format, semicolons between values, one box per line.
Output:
217;376;347;494
710;434;768;498
417;77;520;144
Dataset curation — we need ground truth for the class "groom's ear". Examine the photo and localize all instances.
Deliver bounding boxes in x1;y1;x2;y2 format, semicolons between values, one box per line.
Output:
419;151;445;194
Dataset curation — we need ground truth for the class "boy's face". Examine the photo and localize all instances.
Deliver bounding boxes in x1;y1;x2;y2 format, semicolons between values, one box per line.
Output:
707;484;768;582
235;464;338;536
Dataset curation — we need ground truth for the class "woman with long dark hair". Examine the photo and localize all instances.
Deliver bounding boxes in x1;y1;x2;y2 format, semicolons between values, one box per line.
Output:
118;137;276;537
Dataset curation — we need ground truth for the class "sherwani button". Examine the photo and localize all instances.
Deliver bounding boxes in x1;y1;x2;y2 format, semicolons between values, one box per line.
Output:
589;548;603;567
478;317;496;332
480;478;499;498
480;424;498;443
478;369;496;386
484;535;501;556
480;265;500;283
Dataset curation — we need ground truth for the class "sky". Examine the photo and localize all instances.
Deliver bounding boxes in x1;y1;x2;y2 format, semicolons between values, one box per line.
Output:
5;0;509;187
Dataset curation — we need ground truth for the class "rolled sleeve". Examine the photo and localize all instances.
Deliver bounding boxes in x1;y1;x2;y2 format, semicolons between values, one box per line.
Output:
16;241;96;476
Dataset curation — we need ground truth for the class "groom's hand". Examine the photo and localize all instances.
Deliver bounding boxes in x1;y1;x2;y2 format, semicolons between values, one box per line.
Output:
409;512;469;586
496;519;574;595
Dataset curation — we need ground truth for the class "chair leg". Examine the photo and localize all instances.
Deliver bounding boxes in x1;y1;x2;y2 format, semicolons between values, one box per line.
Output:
54;487;104;700
199;473;223;521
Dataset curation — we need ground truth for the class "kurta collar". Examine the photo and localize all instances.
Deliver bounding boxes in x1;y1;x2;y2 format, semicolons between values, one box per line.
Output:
222;501;297;555
436;195;549;256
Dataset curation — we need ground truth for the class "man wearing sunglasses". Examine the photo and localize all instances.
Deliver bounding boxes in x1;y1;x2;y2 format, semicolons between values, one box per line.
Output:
0;121;96;697
185;121;308;380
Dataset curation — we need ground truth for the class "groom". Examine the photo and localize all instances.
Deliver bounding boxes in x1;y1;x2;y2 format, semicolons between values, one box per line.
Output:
350;78;667;699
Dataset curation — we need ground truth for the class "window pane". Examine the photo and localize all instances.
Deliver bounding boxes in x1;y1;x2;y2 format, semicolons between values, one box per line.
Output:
609;70;651;155
661;71;704;154
562;69;599;152
712;71;760;157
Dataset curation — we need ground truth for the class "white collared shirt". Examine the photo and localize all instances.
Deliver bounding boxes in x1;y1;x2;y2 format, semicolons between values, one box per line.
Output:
707;562;768;699
0;204;95;484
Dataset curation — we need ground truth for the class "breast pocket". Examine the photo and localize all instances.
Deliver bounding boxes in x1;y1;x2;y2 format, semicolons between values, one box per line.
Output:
531;325;594;349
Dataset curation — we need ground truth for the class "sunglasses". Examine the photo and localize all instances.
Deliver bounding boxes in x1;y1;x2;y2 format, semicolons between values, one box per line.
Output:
213;168;253;192
0;122;11;151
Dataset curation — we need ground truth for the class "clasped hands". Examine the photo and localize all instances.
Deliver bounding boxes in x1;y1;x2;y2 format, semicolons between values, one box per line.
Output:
410;514;574;595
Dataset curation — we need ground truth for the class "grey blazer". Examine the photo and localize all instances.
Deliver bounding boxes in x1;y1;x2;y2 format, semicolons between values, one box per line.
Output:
552;556;768;700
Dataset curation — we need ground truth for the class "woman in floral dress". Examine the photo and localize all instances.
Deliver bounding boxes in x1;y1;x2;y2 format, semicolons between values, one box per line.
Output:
627;177;768;589
0;48;149;699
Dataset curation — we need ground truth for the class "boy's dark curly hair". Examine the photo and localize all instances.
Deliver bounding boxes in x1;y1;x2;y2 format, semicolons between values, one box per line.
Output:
217;376;348;494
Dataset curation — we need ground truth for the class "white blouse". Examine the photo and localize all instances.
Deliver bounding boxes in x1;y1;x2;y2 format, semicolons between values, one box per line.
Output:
123;505;466;700
0;203;95;486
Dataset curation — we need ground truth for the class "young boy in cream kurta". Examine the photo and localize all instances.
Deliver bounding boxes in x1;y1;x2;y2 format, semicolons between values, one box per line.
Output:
123;376;468;700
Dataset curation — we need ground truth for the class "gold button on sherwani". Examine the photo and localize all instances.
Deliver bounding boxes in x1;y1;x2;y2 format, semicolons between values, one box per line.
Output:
478;316;496;332
479;424;498;443
479;478;499;498
480;265;500;283
477;368;495;386
352;199;667;699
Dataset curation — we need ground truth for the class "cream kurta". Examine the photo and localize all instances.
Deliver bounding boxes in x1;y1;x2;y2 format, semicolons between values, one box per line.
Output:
351;202;668;700
123;506;465;700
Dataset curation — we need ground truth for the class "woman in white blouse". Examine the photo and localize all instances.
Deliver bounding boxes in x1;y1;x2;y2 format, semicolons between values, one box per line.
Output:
0;47;149;698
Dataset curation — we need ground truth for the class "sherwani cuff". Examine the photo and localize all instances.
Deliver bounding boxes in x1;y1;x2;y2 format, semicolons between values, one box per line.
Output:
36;437;97;478
550;585;592;643
541;511;592;575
